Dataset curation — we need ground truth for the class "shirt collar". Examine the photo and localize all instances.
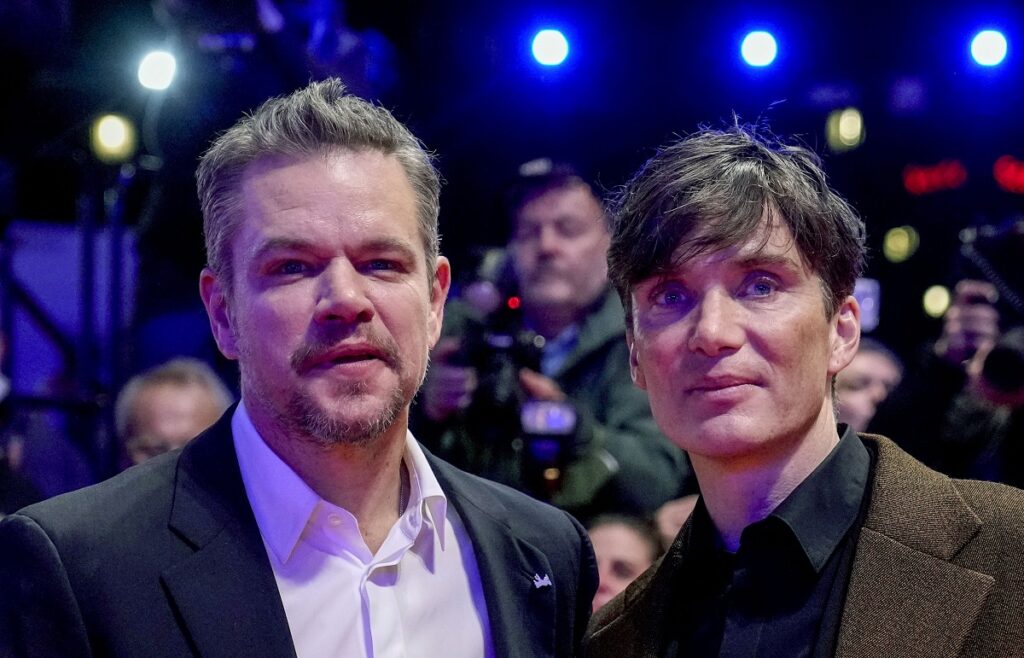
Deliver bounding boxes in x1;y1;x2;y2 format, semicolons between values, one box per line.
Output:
232;401;450;565
768;424;870;572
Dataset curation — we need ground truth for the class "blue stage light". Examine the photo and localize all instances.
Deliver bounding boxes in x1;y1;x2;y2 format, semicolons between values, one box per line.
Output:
971;29;1008;66
532;29;569;66
741;31;777;67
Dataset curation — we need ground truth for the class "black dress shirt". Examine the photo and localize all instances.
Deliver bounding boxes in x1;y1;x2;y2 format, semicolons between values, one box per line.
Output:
668;426;871;658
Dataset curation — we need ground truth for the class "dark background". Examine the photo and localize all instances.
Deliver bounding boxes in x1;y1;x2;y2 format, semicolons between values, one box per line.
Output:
3;0;1024;361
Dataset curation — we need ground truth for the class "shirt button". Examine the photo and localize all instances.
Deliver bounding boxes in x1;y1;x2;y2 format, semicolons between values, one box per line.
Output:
328;514;342;527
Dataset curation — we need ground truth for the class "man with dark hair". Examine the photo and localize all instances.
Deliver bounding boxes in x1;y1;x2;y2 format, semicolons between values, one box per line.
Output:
0;79;596;657
583;125;1024;657
415;159;688;521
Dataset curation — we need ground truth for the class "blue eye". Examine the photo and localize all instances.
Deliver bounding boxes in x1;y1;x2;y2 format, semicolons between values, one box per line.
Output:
366;259;398;272
276;260;309;275
650;283;691;308
743;276;778;298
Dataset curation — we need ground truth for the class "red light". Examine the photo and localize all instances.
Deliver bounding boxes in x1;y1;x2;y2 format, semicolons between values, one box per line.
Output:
994;155;1024;194
902;160;967;195
506;296;521;310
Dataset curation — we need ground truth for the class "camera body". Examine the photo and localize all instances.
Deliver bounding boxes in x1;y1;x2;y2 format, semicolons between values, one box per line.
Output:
451;302;578;499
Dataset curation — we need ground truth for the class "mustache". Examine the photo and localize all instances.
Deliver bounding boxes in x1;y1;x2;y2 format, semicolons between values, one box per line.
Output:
290;331;401;374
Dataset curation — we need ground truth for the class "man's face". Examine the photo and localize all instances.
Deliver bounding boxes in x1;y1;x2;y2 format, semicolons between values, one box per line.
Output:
200;150;449;447
126;383;225;464
509;183;611;316
836;351;901;432
627;217;859;464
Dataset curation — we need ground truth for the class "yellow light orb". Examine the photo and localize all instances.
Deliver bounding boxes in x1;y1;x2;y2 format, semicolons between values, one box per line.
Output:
827;107;866;152
883;225;919;263
90;114;137;164
923;285;951;318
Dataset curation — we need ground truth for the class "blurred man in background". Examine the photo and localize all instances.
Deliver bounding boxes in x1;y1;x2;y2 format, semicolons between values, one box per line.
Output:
836;337;902;432
115;357;233;468
414;160;689;522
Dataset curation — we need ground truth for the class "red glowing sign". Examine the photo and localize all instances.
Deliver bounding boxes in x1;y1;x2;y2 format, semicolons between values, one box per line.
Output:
994;155;1024;194
902;160;968;195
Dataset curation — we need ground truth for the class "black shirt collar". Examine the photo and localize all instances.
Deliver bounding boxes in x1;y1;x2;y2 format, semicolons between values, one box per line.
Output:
688;425;869;573
769;424;870;572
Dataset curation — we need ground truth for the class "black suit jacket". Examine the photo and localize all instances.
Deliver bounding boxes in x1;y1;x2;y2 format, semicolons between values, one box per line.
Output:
0;412;597;657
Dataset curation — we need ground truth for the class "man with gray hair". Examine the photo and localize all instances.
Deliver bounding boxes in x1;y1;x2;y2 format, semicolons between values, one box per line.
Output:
115;357;233;467
0;79;596;657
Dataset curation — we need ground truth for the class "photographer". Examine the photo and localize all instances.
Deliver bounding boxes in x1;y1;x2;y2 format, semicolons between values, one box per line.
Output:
413;162;690;521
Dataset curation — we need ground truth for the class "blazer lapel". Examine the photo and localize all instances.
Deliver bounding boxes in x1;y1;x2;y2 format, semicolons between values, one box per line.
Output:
835;436;994;658
429;455;557;658
161;413;297;658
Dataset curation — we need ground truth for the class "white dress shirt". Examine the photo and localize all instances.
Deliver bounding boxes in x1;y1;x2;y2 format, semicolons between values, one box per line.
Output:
232;402;495;658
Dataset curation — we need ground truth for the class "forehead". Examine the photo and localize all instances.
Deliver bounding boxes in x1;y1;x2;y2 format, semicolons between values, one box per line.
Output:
515;183;604;225
235;151;420;248
665;216;809;276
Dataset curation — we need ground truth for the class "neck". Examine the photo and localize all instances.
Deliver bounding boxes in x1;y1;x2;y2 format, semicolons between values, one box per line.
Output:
692;406;840;552
248;404;409;554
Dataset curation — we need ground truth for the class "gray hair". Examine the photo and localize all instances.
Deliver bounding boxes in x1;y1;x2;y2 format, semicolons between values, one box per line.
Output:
115;358;233;442
196;78;441;291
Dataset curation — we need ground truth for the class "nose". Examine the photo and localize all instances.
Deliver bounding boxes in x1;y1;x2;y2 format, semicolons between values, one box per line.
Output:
314;259;374;325
687;290;743;356
537;224;561;256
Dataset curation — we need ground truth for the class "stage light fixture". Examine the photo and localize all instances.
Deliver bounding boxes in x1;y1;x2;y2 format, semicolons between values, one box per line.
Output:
90;114;137;164
741;31;777;67
532;29;569;66
138;50;177;90
971;29;1008;66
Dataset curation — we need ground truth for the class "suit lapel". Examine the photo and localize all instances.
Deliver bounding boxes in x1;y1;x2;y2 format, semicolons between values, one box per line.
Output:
836;436;994;658
429;455;557;658
161;413;296;658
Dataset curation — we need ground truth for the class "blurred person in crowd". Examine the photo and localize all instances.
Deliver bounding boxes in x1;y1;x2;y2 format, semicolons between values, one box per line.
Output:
115;357;233;468
652;493;699;551
589;515;663;613
583;125;1024;657
836;337;903;432
414;160;690;522
0;79;596;657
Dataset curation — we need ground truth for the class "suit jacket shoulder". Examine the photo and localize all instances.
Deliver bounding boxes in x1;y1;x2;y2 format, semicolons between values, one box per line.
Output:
837;434;1024;658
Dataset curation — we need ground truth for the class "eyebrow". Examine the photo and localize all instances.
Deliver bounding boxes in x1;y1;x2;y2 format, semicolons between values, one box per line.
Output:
250;236;419;263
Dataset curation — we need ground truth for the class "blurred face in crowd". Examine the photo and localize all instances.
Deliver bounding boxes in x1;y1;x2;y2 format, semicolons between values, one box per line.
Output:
125;382;225;464
200;149;449;447
509;183;611;321
836;350;902;432
627;215;860;465
590;521;658;612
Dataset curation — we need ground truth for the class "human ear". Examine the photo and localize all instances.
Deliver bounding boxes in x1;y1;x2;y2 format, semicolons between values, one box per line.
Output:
199;268;239;360
829;295;861;375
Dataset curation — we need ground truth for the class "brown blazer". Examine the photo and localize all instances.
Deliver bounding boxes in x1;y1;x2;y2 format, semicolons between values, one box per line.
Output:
583;434;1024;658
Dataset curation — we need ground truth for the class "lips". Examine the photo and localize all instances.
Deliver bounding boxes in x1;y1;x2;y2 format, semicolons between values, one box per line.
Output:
685;375;758;394
292;340;395;375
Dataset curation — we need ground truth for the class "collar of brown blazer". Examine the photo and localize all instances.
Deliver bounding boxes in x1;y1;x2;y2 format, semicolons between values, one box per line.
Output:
584;434;996;658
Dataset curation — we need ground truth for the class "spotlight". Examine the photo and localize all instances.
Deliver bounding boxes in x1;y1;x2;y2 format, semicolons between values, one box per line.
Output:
90;114;137;164
532;29;569;66
826;107;866;152
971;30;1008;66
883;226;920;263
923;285;951;318
741;31;777;67
138;50;177;90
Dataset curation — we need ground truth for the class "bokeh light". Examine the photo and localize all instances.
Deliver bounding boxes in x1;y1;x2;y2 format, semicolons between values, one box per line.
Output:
138;50;177;90
741;31;778;67
532;29;569;66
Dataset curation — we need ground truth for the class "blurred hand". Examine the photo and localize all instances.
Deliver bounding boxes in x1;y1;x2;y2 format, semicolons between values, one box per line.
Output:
518;368;567;402
421;338;478;422
935;279;1000;368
